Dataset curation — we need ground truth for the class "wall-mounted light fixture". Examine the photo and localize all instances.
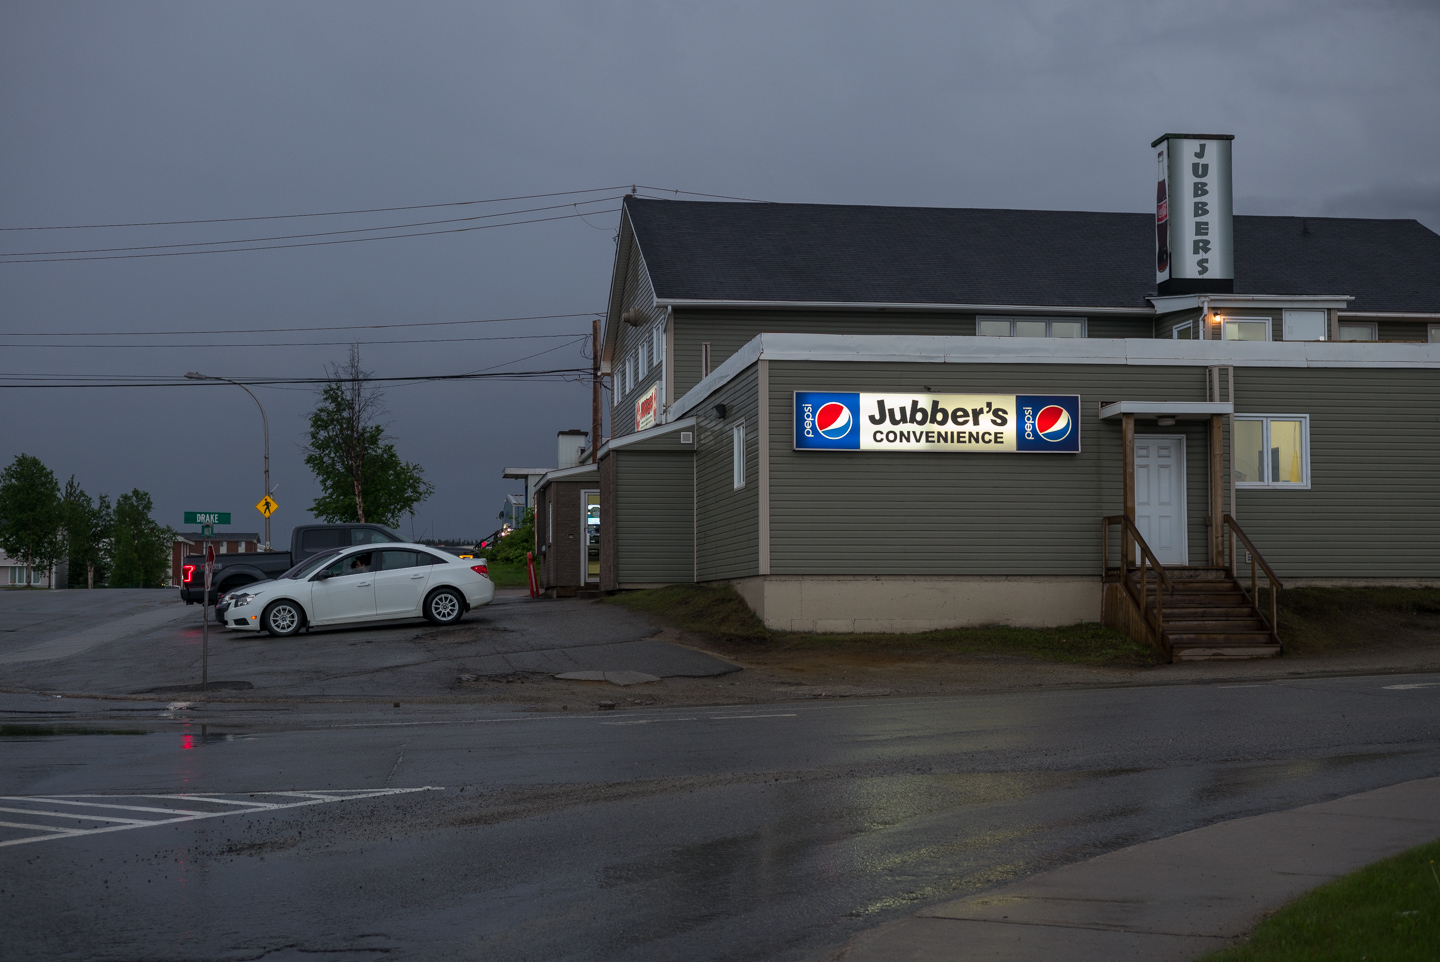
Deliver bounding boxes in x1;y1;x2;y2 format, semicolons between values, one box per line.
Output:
1157;416;1177;426
714;403;727;419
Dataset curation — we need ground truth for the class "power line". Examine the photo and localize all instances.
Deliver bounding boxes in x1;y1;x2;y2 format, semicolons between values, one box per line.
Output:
633;185;773;203
0;185;768;233
0;197;623;258
0;186;636;231
0;333;590;349
0;311;600;338
0;367;594;388
0;208;620;263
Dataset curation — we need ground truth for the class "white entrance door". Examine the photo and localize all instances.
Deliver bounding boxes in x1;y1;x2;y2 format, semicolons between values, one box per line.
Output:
1133;435;1188;566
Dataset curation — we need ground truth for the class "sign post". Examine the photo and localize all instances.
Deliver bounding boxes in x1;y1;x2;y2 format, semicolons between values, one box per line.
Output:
183;513;229;694
202;541;215;692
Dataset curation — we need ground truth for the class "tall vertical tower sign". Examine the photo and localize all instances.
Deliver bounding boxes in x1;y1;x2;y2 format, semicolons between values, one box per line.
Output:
1153;133;1234;295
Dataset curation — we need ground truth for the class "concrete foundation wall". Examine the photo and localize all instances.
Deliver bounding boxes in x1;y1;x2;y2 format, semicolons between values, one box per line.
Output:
728;574;1100;632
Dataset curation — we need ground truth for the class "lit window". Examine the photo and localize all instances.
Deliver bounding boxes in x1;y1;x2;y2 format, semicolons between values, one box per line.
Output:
1282;310;1327;341
978;317;1088;337
732;422;746;490
1338;322;1376;341
1222;318;1270;341
1234;415;1310;488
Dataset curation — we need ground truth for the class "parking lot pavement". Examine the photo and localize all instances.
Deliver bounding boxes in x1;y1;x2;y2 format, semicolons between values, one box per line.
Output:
0;589;737;702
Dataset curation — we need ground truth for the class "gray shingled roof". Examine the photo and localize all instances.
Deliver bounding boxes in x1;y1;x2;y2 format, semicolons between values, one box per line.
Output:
625;198;1440;313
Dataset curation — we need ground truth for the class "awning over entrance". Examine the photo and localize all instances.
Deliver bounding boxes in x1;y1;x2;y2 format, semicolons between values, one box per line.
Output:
1098;400;1233;421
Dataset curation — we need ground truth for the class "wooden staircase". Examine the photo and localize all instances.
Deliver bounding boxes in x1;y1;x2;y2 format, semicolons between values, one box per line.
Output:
1148;567;1280;660
1102;515;1283;663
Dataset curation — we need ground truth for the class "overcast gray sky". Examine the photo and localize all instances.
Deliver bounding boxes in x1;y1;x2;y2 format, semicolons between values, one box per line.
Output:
3;1;1437;541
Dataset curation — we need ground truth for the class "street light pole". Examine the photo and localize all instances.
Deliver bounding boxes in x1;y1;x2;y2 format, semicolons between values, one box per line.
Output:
186;372;272;550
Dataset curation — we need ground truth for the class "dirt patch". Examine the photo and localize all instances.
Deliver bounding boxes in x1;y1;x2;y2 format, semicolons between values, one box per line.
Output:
603;584;1162;667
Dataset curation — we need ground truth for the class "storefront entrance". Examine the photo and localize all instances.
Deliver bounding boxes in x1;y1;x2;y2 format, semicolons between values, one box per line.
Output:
582;490;600;584
1133;435;1188;565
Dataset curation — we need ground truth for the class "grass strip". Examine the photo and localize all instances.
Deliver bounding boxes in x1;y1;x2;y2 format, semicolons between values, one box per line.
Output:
1199;837;1440;961
603;583;1161;667
1276;586;1440;655
485;562;532;589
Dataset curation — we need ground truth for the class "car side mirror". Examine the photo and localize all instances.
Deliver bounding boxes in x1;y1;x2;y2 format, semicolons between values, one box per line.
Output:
314;570;331;581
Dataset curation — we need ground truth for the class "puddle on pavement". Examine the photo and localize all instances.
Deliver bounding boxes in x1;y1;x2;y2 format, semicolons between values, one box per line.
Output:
0;724;150;737
1193;751;1410;803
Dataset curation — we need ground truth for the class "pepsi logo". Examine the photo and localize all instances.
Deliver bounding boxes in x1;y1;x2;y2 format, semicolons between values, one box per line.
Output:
815;401;854;439
1035;405;1071;442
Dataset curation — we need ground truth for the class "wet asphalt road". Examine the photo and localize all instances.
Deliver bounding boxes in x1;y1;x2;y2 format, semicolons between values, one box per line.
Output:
4;670;1440;961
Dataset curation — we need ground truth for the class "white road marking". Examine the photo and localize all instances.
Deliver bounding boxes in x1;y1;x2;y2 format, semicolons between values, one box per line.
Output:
0;787;442;849
1383;683;1440;690
708;713;798;720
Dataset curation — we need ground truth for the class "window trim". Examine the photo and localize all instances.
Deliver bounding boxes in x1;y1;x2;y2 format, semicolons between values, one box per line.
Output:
1234;414;1311;490
732;421;746;490
1337;320;1378;342
1220;316;1273;342
1172;320;1194;340
1428;323;1440;343
977;316;1088;338
701;342;712;378
1282;309;1328;342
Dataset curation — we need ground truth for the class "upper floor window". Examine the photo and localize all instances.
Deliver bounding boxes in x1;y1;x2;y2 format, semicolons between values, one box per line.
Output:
1338;321;1377;341
1221;317;1271;341
1430;324;1440;343
1172;320;1195;339
978;317;1086;338
652;326;663;372
1282;310;1327;341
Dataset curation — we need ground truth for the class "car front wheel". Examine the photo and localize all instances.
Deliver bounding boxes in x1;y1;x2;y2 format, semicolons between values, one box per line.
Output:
262;600;304;637
424;588;465;625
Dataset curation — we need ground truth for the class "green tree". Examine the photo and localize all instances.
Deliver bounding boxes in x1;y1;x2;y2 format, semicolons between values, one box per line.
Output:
61;477;112;588
0;454;63;584
109;489;173;588
304;345;434;527
489;508;535;565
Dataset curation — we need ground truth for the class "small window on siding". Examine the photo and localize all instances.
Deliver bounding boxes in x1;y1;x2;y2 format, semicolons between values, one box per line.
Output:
652;326;663;370
1222;317;1271;341
1234;415;1310;488
1338;322;1377;341
701;342;712;377
1172;320;1194;339
732;422;746;490
1429;324;1440;343
1283;310;1327;341
977;317;1087;337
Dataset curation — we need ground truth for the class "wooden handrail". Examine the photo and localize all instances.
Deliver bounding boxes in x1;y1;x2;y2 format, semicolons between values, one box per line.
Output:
1222;514;1283;646
1101;514;1174;654
1101;515;1175;593
1221;515;1283;590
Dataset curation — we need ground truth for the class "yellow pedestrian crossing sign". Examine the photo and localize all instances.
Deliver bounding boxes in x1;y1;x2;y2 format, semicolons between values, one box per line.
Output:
255;495;278;518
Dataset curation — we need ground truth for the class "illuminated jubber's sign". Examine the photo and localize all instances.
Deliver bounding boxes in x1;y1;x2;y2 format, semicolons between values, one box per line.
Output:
793;392;1081;453
1154;132;1234;295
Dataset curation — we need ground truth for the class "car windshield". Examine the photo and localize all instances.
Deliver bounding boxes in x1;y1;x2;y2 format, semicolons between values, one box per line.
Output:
280;549;342;581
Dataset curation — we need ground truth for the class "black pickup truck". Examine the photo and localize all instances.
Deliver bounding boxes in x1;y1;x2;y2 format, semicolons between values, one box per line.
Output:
179;523;403;605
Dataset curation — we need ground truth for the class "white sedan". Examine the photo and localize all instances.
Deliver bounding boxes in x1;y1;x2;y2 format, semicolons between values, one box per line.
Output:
217;543;495;636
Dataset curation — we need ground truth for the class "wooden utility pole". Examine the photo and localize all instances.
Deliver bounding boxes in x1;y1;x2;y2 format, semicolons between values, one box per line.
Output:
592;318;601;462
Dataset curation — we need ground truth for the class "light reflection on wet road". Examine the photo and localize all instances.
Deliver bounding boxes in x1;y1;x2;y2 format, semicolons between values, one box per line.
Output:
2;673;1439;960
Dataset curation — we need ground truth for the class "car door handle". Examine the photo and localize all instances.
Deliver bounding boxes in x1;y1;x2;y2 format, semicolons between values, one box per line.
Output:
356;581;372;587
410;573;425;579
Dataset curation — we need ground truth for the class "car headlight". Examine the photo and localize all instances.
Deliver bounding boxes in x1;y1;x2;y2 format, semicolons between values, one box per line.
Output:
229;592;256;608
